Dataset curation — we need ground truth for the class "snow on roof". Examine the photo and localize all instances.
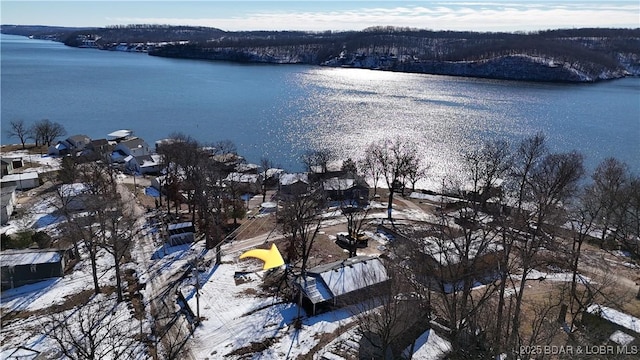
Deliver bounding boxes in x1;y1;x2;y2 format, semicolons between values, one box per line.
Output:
609;330;635;346
59;183;87;197
421;236;503;266
279;173;308;186
167;222;193;231
225;172;260;184
403;329;451;359
1;249;62;267
266;168;284;178
53;142;68;150
310;256;388;299
108;129;132;138
587;304;640;334
1;172;39;182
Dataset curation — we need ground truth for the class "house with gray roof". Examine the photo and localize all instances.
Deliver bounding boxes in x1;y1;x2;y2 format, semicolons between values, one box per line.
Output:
48;134;91;156
279;173;310;197
295;256;389;315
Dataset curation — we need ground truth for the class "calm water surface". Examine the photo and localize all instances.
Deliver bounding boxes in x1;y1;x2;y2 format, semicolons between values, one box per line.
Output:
2;34;638;185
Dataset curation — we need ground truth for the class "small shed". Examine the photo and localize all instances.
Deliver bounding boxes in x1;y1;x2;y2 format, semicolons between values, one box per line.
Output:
167;222;195;246
1;185;18;225
0;172;40;190
0;249;66;289
295;256;389;315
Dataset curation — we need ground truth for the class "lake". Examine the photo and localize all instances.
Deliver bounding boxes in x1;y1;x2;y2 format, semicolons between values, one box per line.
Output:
2;33;638;186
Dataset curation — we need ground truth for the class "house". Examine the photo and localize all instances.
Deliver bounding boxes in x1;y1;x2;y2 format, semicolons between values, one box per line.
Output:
224;172;263;194
80;138;113;160
419;235;503;283
322;177;369;204
1;185;17;225
47;134;91;156
113;138;150;158
379;224;503;284
0;248;67;289
124;154;162;175
279;173;310;197
295;256;389;315
211;152;244;172
235;163;259;174
583;304;640;348
0;172;40;190
167;222;195;246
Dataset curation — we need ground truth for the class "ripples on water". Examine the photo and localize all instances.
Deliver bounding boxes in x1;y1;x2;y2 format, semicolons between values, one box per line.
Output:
287;68;554;187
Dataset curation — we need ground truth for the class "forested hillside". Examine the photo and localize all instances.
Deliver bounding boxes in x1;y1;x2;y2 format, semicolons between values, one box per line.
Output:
2;24;639;82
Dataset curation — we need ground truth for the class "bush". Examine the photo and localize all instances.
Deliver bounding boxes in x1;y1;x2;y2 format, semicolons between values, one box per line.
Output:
1;231;34;249
33;231;52;248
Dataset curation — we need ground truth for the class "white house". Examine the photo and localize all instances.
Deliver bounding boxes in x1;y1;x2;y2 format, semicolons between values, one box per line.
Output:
0;172;40;190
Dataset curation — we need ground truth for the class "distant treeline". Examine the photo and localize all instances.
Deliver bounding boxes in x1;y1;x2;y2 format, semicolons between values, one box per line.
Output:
2;24;639;81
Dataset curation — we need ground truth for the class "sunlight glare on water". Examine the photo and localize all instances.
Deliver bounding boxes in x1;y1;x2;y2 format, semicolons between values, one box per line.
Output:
288;67;545;188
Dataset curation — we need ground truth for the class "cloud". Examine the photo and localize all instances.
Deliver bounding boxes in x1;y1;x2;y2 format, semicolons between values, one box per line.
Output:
106;3;640;32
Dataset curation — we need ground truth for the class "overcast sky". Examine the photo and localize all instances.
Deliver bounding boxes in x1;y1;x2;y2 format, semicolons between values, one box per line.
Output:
1;1;638;32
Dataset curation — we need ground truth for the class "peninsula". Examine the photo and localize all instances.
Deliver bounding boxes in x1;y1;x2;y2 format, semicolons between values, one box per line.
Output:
2;24;639;82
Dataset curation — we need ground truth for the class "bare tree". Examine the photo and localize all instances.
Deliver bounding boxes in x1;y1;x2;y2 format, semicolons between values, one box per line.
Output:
341;205;370;257
463;139;512;210
259;156;275;202
493;133;546;352
404;156;430;194
511;132;547;213
279;188;324;319
360;144;383;196
508;151;584;355
5;119;31;149
369;138;419;220
31;119;66;147
588;158;630;249
42;296;141;360
301;148;333;174
353;263;424;360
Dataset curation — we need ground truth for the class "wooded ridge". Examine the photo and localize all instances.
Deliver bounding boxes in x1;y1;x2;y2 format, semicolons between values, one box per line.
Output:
2;24;639;82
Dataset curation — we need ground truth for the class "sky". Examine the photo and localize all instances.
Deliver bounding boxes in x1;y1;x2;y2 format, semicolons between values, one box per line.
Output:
1;1;638;32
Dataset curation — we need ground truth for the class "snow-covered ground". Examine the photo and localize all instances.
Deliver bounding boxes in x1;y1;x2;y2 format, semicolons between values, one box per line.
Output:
1;150;61;173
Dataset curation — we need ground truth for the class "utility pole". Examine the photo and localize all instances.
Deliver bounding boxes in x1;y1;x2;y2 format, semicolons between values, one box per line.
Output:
192;264;200;325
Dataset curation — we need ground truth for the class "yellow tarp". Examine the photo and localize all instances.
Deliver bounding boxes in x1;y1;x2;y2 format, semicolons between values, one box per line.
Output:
239;244;285;270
